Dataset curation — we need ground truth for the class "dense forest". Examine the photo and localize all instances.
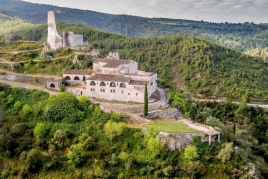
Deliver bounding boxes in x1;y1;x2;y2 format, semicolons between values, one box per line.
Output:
3;23;268;102
0;0;268;52
1;83;268;178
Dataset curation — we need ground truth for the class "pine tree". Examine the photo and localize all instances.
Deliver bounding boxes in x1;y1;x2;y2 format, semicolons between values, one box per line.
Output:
144;83;148;117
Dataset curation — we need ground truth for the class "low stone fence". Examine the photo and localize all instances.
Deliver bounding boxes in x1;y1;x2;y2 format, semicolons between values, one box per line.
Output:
0;75;47;83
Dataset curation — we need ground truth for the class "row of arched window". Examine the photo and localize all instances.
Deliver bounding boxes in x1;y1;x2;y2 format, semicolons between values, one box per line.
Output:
65;76;86;81
90;81;126;88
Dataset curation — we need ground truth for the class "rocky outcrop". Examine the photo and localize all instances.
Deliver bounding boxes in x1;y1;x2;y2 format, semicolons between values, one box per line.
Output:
157;132;209;151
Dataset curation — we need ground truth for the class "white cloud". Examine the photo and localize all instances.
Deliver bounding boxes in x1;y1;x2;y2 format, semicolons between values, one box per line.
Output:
23;0;268;23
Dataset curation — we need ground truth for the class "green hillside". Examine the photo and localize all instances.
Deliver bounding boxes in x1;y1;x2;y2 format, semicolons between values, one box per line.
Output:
0;12;35;37
0;0;268;52
3;22;268;102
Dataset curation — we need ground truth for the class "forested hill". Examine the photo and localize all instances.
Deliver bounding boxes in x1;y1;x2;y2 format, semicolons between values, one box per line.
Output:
7;22;268;102
0;0;268;52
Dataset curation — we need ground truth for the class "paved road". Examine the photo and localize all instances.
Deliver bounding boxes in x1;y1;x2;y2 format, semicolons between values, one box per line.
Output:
157;87;167;103
195;98;268;108
0;80;58;95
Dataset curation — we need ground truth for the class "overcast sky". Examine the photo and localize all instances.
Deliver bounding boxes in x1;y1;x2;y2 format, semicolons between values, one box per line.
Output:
24;0;268;23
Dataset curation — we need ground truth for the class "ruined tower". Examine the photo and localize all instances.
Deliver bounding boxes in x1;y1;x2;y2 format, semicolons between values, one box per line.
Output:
47;11;63;50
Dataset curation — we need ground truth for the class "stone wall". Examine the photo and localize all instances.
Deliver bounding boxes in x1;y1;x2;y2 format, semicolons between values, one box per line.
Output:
157;132;209;151
147;108;179;119
98;100;166;114
0;75;46;83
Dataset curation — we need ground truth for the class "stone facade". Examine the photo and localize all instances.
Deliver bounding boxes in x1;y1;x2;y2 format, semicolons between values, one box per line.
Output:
157;132;209;151
46;78;65;91
47;11;84;50
63;54;157;103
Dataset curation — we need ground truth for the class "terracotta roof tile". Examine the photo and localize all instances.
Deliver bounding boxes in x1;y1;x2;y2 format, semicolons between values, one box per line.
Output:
129;80;148;86
94;57;132;68
87;74;131;82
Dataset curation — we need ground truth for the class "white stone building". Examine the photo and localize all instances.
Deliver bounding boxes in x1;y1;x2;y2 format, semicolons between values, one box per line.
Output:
47;11;84;50
62;55;157;103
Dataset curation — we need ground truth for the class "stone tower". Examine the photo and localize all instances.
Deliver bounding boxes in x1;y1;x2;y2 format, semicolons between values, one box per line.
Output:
47;11;63;50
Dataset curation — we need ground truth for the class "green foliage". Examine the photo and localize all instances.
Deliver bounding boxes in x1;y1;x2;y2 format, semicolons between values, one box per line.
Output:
66;143;83;168
184;145;199;161
248;115;268;144
104;120;127;141
169;91;190;114
144;83;148;116
217;142;234;163
33;123;50;144
44;92;83;123
20;148;48;172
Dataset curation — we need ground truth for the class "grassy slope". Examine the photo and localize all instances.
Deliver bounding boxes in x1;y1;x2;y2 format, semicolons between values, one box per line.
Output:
145;119;199;133
0;12;35;37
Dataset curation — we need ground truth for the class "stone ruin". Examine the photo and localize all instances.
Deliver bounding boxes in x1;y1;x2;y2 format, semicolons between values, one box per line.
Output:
47;11;84;50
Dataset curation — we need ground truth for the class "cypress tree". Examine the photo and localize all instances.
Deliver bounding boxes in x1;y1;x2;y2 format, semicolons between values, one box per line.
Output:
144;83;148;117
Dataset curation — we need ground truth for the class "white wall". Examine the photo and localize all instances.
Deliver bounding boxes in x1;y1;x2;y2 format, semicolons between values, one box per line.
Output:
86;80;144;103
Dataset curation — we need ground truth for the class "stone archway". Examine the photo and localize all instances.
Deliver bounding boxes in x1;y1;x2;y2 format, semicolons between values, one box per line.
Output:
100;81;106;86
50;83;55;88
120;83;126;88
74;76;80;80
65;76;71;80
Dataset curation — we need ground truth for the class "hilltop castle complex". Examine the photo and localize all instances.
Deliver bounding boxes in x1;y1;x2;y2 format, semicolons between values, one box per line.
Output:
47;11;83;50
45;11;157;103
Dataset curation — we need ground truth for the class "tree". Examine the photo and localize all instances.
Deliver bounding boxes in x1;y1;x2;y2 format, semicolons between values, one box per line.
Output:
118;152;132;175
184;145;199;161
33;123;50;144
67;143;83;168
44;92;83;123
147;137;162;157
248;116;268;144
104;120;126;142
20;104;32;118
217;142;234;163
144;83;148;117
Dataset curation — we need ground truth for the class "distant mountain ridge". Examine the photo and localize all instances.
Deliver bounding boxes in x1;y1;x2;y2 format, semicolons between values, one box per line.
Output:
0;0;268;52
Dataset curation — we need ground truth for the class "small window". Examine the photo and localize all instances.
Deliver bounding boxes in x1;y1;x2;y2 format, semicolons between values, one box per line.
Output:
151;82;153;85
110;90;113;93
136;93;138;96
128;93;130;95
121;90;124;93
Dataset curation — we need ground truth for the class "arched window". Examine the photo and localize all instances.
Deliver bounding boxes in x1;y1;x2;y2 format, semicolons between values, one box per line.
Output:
90;81;96;86
50;83;55;88
65;76;71;80
120;83;126;88
74;76;80;80
100;81;106;86
110;82;116;87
